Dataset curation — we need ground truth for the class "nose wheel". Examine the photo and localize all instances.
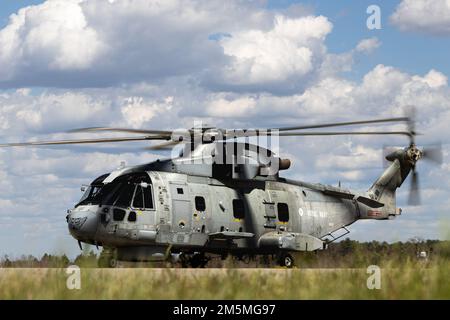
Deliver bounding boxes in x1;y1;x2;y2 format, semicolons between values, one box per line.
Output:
98;248;118;268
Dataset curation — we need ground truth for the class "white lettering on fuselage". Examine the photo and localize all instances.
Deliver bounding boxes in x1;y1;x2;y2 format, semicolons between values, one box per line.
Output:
298;208;327;218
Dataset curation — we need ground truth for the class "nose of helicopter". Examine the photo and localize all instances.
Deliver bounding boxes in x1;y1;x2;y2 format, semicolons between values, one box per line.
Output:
66;208;98;240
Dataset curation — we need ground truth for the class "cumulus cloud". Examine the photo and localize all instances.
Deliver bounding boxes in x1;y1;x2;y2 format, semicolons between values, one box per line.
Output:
121;96;173;127
205;64;450;126
215;16;332;90
0;0;273;88
0;0;105;81
355;37;381;54
0;0;347;94
391;0;450;35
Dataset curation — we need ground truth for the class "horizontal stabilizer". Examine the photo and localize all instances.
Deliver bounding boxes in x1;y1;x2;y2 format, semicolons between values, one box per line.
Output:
322;189;354;199
356;195;384;208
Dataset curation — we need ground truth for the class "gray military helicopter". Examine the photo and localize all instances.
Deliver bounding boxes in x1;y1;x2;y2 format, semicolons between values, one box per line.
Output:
0;110;442;267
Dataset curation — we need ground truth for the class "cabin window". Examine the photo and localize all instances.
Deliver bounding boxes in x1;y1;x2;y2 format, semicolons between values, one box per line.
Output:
277;202;289;222
177;188;184;194
128;211;137;222
232;199;245;219
113;208;126;221
195;196;206;211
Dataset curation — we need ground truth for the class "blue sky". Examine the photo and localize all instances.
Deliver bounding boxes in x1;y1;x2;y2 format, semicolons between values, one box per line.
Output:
267;0;450;79
0;0;449;258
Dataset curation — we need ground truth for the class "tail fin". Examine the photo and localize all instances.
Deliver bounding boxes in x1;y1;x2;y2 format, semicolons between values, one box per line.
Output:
366;147;416;216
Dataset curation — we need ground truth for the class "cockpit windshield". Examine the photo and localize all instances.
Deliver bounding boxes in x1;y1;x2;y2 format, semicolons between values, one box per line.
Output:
75;172;153;209
78;185;102;205
76;173;109;207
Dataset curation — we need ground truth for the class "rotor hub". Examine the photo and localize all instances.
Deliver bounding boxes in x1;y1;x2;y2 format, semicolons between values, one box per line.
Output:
406;144;423;164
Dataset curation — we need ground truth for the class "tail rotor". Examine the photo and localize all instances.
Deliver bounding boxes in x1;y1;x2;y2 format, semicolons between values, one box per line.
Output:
390;106;442;206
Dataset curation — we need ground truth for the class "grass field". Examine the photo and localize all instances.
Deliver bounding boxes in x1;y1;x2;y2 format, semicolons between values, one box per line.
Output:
1;260;449;299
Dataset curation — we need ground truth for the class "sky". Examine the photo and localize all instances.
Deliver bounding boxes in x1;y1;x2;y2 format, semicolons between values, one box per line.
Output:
1;0;450;258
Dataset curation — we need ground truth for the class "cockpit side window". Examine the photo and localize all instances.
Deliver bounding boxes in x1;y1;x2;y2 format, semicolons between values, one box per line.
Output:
114;182;135;208
102;183;124;206
143;185;154;210
132;186;144;209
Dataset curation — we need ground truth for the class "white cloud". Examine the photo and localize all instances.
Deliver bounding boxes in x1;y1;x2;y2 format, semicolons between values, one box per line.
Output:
206;96;257;118
121;96;173;127
0;0;105;81
0;90;112;133
0;0;273;88
0;1;345;94
355;37;381;54
391;0;450;35
211;14;332;92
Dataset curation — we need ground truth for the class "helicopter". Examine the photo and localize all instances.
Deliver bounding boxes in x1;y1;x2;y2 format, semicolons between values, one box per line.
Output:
0;109;442;268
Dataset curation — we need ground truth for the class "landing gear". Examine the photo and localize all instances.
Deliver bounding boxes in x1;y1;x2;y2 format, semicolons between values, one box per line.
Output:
190;253;209;268
98;248;118;268
278;253;294;268
179;252;209;268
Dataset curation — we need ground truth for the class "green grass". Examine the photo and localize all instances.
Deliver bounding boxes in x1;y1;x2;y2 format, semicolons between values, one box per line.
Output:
0;259;449;299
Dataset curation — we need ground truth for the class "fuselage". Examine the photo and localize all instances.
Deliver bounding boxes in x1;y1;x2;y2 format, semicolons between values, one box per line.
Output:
67;169;361;259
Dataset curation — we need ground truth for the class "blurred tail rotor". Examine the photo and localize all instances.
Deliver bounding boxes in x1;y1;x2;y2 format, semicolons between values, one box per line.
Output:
408;167;420;206
382;106;443;206
422;144;443;164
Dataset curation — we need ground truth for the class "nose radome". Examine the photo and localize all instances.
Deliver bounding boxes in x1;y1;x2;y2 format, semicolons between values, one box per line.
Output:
67;209;98;240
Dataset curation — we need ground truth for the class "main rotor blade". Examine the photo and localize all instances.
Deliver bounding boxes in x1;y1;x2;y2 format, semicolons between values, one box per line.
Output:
273;117;410;132
0;135;168;147
69;127;172;136
144;140;184;150
277;131;413;137
222;130;413;139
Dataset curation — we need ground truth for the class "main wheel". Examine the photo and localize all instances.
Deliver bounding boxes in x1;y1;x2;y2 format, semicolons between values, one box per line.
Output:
179;253;190;268
279;253;294;268
190;253;208;268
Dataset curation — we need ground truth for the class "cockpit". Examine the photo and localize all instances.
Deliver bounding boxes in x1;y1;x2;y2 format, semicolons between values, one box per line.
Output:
67;171;156;246
76;172;154;210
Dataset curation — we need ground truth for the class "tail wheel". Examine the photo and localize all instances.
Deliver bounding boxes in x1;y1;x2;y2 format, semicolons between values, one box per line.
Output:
279;253;294;268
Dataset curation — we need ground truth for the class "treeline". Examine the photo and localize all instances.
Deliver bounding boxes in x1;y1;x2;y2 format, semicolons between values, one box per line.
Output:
1;239;449;268
0;251;98;268
294;238;450;268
